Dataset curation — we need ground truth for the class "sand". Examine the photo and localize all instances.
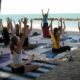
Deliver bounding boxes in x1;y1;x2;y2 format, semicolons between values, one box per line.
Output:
36;48;80;80
0;29;80;80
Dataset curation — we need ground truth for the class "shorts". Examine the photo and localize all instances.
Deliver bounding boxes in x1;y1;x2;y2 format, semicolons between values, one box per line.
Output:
43;23;48;27
11;66;25;74
23;37;29;47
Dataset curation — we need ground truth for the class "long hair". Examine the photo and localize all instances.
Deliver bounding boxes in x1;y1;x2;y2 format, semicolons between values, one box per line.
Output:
53;28;59;39
10;36;18;54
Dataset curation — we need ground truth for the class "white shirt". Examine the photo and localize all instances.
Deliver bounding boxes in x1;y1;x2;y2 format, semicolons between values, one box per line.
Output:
10;51;22;64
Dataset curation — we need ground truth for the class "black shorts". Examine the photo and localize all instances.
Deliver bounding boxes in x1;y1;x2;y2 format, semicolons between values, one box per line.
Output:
11;66;25;74
43;23;48;27
23;37;29;47
52;46;71;53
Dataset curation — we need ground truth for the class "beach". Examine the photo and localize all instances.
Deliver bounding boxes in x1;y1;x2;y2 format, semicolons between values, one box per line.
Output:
0;28;80;80
1;1;80;80
36;48;80;80
1;33;80;79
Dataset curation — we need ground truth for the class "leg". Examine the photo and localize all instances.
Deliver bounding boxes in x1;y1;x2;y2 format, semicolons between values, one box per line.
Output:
23;64;39;72
61;46;71;51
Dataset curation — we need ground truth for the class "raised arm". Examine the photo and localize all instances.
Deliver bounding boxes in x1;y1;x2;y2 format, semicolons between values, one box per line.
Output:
18;19;22;33
78;20;80;31
29;19;33;33
0;19;3;28
41;9;44;16
18;19;21;27
17;24;27;52
47;9;49;15
13;20;15;26
49;19;53;30
10;19;14;35
63;20;66;30
60;18;63;27
58;20;59;27
41;21;43;27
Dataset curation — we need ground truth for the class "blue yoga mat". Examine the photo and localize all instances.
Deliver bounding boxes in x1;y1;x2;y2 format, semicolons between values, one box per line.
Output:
42;50;58;58
47;53;57;58
38;43;47;46
0;60;58;80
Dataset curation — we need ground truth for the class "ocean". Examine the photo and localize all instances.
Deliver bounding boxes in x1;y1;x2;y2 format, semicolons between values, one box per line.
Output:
0;13;80;31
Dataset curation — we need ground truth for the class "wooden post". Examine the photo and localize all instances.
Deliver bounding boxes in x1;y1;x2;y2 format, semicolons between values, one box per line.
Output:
0;0;1;12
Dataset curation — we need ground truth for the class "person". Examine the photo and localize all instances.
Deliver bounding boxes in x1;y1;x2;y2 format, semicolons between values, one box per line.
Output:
0;19;4;43
41;18;52;38
2;27;10;46
78;20;80;32
41;9;49;27
50;27;71;53
10;21;39;74
6;17;14;36
21;17;32;49
58;18;65;40
0;50;3;59
58;18;67;46
0;19;3;33
15;19;21;37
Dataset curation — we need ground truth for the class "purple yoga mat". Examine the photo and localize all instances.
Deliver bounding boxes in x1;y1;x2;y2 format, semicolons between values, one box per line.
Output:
0;53;10;63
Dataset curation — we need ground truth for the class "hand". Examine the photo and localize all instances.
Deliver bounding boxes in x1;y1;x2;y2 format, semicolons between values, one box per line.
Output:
18;19;21;24
30;19;33;23
60;18;62;21
21;18;23;22
41;9;43;11
63;20;65;24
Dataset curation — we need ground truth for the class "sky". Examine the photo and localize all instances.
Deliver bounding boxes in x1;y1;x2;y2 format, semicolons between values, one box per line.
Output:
1;0;80;14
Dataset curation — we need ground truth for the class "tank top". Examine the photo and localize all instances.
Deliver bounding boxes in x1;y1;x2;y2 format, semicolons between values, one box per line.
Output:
51;32;60;49
43;15;48;23
11;51;22;64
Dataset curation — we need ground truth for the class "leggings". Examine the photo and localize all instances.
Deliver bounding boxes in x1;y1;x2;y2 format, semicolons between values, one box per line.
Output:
52;46;71;53
11;66;25;74
43;23;48;27
23;37;29;47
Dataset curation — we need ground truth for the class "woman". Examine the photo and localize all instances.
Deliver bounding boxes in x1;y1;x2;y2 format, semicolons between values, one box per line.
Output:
0;50;3;59
41;19;52;38
78;20;80;32
0;19;3;33
50;27;71;53
10;21;39;74
2;27;10;46
58;18;66;40
6;17;14;35
58;18;67;46
22;17;32;49
14;19;21;37
41;9;49;27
